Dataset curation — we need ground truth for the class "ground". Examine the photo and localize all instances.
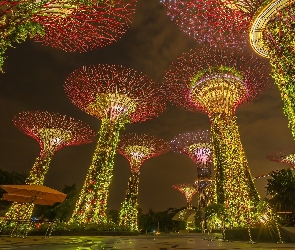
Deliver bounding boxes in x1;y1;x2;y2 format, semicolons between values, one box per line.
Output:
0;234;295;249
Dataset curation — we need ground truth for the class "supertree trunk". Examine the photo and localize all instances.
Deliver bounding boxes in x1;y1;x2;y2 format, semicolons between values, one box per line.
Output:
70;118;127;224
119;170;140;231
263;7;295;140
211;115;260;227
4;155;53;222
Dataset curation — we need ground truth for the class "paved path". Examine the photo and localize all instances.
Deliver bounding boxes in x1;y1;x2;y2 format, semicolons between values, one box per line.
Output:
0;234;295;249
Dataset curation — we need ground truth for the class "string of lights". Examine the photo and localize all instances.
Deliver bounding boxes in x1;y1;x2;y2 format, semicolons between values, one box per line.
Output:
117;133;170;231
0;0;137;70
3;111;96;224
164;48;267;228
64;64;166;224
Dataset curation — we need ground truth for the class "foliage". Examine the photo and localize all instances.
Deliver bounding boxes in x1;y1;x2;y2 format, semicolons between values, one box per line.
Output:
138;208;186;233
33;183;79;221
263;6;295;140
204;203;226;230
0;0;117;71
266;168;295;213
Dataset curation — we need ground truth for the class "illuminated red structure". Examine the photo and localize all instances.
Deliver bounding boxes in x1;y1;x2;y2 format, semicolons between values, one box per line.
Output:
164;48;267;227
31;0;137;52
64;64;166;224
161;0;295;143
0;0;136;69
170;130;214;209
117;133;169;231
170;130;213;179
4;110;96;222
172;183;198;209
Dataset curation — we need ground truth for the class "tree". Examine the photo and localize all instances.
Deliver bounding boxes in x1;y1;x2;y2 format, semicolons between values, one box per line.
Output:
266;168;295;225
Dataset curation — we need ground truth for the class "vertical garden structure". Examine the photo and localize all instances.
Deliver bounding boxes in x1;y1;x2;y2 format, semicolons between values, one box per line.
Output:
0;0;136;70
172;183;198;209
64;64;166;224
161;0;295;141
164;48;267;228
4;110;96;222
170;130;214;208
117;133;170;231
170;130;213;179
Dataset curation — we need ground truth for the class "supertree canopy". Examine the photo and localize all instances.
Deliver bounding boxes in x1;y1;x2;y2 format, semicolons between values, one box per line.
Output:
170;130;213;179
4;110;96;223
161;0;295;142
164;48;268;228
172;183;198;209
268;150;295;168
64;64;166;224
0;0;136;70
117;133;170;231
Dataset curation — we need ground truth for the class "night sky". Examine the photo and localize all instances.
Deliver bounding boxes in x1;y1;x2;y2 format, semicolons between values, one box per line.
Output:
0;0;294;213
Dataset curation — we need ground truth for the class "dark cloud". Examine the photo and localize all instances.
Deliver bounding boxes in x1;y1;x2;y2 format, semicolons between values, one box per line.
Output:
0;0;293;213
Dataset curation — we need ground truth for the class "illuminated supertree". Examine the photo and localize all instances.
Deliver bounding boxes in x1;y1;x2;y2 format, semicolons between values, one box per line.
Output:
172;183;198;209
64;64;166;224
170;130;213;179
164;48;267;228
4;110;96;222
117;133;170;231
0;0;136;70
170;130;214;209
161;0;295;142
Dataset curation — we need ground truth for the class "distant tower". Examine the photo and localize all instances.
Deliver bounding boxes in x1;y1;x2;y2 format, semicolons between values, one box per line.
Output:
4;111;96;222
117;133;170;231
0;0;136;69
170;130;214;209
65;64;166;224
164;48;268;228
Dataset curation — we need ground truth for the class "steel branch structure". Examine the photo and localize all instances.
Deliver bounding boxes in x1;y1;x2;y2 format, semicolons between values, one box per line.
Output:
160;0;261;47
0;1;136;70
161;0;295;142
172;183;198;209
268;150;295;168
64;64;166;224
164;48;268;228
117;133;169;231
170;130;213;179
31;0;137;52
4;110;96;224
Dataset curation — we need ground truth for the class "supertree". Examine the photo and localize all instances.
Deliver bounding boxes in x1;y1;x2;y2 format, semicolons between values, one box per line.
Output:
3;110;96;223
160;0;295;142
170;130;214;210
172;183;198;209
0;0;136;70
164;48;268;228
117;133;170;231
64;64;166;224
170;130;213;179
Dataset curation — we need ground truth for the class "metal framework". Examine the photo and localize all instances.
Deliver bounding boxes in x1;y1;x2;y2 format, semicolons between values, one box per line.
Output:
161;0;295;143
172;183;198;209
117;133;169;231
170;130;213;179
64;64;166;224
0;0;137;70
4;110;96;223
164;47;268;228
